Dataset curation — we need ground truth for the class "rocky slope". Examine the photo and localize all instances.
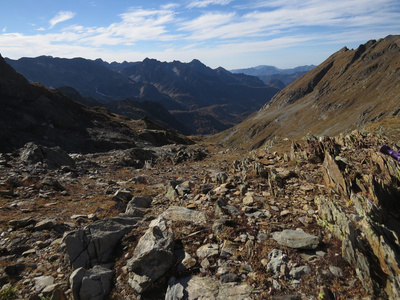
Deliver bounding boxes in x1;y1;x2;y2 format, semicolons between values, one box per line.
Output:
1;129;399;299
6;56;280;135
217;36;400;150
0;54;192;153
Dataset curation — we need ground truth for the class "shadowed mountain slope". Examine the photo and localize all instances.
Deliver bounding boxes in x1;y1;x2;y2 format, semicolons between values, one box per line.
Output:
0;54;192;153
6;56;280;134
216;36;400;149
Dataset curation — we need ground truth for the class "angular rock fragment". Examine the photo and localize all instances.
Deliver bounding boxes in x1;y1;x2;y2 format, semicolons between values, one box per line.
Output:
70;266;113;300
272;229;320;249
266;249;290;276
126;226;174;293
64;216;137;269
150;206;206;227
19;142;75;169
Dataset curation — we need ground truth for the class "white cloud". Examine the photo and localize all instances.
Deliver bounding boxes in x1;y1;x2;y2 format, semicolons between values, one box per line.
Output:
188;0;234;9
49;11;76;29
2;27;6;33
2;1;400;68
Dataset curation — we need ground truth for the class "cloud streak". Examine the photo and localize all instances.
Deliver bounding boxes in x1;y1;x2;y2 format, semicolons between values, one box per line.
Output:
49;11;76;29
1;0;400;68
187;0;234;8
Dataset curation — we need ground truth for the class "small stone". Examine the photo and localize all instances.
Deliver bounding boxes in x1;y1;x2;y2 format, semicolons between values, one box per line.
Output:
34;219;55;231
34;275;55;292
270;206;280;212
112;189;132;202
200;258;210;271
220;240;238;258
22;249;36;256
196;243;219;258
220;273;239;283
9;217;35;229
280;210;291;216
289;266;311;279
243;193;254;205
329;266;344;278
272;229;320;249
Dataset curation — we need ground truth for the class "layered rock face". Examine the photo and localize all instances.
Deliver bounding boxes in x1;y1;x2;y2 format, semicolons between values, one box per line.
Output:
306;131;400;299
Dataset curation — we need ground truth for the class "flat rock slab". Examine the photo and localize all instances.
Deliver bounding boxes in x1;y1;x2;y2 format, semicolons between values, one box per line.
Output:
166;276;253;300
150;206;207;227
272;229;320;249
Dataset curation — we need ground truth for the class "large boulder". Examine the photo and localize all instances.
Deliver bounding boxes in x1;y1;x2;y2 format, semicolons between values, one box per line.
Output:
126;225;174;293
64;216;138;269
70;266;114;300
19;142;75;169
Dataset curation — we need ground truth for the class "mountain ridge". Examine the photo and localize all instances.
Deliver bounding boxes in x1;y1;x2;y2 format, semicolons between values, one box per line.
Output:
0;54;192;153
5;56;280;134
231;64;316;87
215;36;400;150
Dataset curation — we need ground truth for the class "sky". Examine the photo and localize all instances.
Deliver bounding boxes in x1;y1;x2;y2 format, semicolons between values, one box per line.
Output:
1;0;400;69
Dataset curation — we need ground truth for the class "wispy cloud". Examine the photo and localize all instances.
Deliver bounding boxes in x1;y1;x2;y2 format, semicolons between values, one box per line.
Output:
1;0;400;68
188;0;234;9
49;11;76;29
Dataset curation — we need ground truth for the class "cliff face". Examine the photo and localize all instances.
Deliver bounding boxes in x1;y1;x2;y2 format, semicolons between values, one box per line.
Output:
217;36;400;149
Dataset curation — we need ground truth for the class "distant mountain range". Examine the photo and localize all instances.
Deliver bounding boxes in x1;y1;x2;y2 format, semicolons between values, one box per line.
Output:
0;55;192;153
5;56;280;134
217;35;400;149
231;65;315;87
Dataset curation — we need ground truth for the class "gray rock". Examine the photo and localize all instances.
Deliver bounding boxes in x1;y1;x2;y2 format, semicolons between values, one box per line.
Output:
19;142;75;169
150;206;207;227
266;249;290;276
127;226;174;293
272;229;320;249
289;265;311;279
220;240;238;258
165;181;179;200
176;181;194;196
34;219;55;231
111;189;132;202
216;172;228;184
64;216;137;269
126;195;152;209
220;273;239;283
34;275;54;292
166;276;253;300
125;195;152;217
70;266;113;300
9;217;35;229
196;243;219;258
329;265;344;278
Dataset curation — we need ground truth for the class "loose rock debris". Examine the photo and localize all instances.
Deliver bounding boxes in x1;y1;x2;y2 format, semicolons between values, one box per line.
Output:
1;130;399;299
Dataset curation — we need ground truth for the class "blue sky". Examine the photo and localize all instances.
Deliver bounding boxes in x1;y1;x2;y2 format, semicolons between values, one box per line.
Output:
1;0;400;69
